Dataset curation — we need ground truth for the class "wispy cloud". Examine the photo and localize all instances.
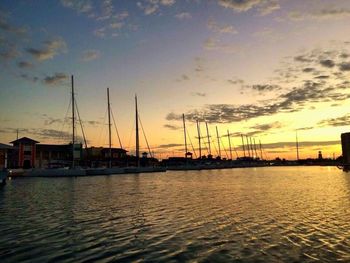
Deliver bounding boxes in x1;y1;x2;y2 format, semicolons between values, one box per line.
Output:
191;92;206;97
17;61;34;69
217;0;280;15
208;18;237;34
60;0;93;14
156;143;183;149
26;37;67;61
137;0;176;15
318;114;350;127
168;44;350;124
288;8;350;21
175;12;192;20
0;11;27;35
43;73;69;86
204;37;241;53
164;124;181;130
82;49;101;61
0;46;20;60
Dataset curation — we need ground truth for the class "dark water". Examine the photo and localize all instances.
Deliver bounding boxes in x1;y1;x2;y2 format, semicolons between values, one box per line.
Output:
1;166;350;262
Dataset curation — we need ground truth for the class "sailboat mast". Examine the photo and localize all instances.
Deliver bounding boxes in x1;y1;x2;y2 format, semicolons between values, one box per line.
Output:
135;95;140;167
296;130;299;161
182;114;188;159
227;130;232;160
206;122;211;155
253;138;258;159
196;120;201;159
107;88;112;168
259;139;263;160
216;126;221;158
241;134;246;157
246;136;250;157
71;75;75;168
250;137;254;158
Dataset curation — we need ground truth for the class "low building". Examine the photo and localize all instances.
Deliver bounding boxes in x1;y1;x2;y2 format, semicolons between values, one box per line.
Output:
341;132;350;164
86;147;128;167
10;137;39;168
8;137;82;169
0;143;15;169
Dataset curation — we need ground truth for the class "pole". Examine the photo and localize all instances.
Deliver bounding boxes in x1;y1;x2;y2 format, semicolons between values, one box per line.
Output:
206;122;211;156
197;120;201;159
107;88;112;168
250;137;254;158
259;139;263;160
241;134;246;157
135;95;140;167
246;136;250;157
227;130;232;160
182;114;188;159
71;75;75;169
216;126;221;158
253;138;258;159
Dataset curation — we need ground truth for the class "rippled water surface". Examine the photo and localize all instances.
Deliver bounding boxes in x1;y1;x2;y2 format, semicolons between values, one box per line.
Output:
1;166;350;262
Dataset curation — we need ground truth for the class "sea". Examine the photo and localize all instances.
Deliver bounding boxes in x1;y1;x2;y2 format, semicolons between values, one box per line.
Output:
1;166;349;262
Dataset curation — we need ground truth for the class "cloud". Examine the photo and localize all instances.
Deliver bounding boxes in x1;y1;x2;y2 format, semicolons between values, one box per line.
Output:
0;127;84;142
82;49;101;61
227;78;245;85
166;78;350;124
208;18;238;34
239;121;284;136
191;92;206;97
339;62;350;71
320;59;335;68
0;46;20;60
17;61;34;69
261;140;340;150
297;127;314;131
164;124;181;130
42;115;64;125
181;74;189;80
288;8;350;21
110;22;124;29
60;0;93;14
0;11;27;35
156;143;183;149
204;37;240;53
19;74;39;83
137;0;175;15
93;27;106;38
43;73;69;86
258;0;280;15
26;37;67;61
302;67;315;73
175;12;192;20
114;11;129;20
318;114;350;127
250;84;280;92
217;0;279;15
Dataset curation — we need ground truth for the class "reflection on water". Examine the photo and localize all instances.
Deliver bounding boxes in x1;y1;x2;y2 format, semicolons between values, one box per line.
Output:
1;167;350;262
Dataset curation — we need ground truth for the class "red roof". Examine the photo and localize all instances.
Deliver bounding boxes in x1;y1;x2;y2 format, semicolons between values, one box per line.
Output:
10;137;40;144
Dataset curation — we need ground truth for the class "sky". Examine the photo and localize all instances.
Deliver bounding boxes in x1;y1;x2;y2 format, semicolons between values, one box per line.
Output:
1;0;350;160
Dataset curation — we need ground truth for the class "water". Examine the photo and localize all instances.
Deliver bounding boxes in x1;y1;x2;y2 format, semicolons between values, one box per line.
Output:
1;166;350;262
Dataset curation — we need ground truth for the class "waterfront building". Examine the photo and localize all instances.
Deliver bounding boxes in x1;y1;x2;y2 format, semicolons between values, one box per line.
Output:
0;143;15;169
10;137;39;168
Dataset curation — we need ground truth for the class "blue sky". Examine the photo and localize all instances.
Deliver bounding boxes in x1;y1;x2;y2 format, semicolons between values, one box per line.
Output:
2;0;350;159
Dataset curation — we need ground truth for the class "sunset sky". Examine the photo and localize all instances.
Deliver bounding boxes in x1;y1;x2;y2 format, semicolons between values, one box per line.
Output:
1;0;350;160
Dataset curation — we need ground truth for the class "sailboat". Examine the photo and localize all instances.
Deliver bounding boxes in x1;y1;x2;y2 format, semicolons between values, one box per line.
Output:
23;75;87;176
124;95;166;173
